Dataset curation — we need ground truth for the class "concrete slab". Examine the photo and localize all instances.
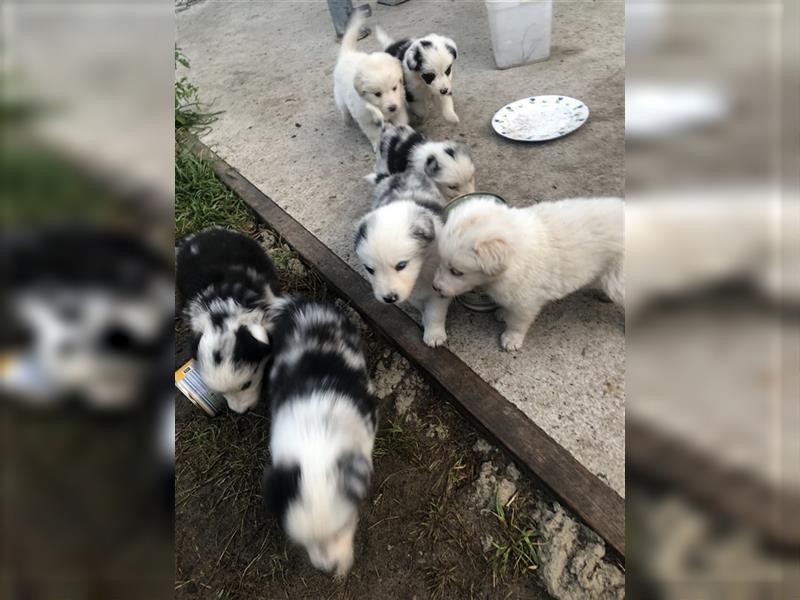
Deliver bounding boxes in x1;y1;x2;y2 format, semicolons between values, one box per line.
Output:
177;0;625;496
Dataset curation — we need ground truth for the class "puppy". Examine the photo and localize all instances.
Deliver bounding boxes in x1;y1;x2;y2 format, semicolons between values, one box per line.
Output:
355;171;452;347
333;12;408;148
262;298;377;577
370;122;475;200
177;227;280;413
376;27;459;124
433;196;624;351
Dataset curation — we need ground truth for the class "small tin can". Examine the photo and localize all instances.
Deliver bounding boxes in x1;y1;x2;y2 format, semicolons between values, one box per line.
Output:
442;192;506;314
175;359;225;416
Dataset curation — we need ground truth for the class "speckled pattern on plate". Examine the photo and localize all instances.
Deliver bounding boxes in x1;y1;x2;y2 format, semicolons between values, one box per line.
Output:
492;95;589;142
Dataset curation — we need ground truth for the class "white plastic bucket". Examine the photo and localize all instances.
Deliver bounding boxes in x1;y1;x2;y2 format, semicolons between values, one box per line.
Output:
485;0;553;69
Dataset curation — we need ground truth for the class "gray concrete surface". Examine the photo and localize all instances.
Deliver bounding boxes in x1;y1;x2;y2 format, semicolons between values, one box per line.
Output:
177;0;625;496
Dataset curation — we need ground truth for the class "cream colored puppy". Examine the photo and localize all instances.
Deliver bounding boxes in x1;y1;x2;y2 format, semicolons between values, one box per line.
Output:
432;196;624;351
333;12;407;148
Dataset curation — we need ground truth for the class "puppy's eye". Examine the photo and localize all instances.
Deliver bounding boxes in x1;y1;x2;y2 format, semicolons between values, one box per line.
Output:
422;73;435;85
392;85;397;91
448;185;458;191
395;261;407;271
445;65;452;76
364;265;375;275
240;380;252;391
450;268;464;277
374;91;382;98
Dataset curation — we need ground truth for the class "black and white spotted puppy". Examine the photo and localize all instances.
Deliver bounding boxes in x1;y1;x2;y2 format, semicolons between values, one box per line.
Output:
369;122;475;200
177;227;280;414
375;28;459;124
262;298;377;577
355;170;453;347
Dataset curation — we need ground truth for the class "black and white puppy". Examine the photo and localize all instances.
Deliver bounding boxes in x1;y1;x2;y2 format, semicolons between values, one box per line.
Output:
355;170;452;347
262;298;377;577
177;227;279;413
369;122;475;200
376;27;459;124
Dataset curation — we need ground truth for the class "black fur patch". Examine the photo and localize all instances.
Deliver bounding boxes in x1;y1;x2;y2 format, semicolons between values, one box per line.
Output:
405;89;415;104
415;199;444;215
446;44;457;59
411;212;436;244
354;220;368;248
232;325;269;365
387;131;426;173
424;154;440;177
337;453;371;503
268;300;377;423
373;172;389;184
262;464;301;525
384;38;411;60
421;72;436;85
210;312;226;329
420;39;432;48
213;350;222;365
444;147;456;159
410;47;423;71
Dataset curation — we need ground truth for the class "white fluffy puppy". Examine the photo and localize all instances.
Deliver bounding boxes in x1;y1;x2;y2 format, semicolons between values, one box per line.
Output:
376;28;459;124
369;123;475;200
354;171;451;347
433;196;624;351
333;12;408;148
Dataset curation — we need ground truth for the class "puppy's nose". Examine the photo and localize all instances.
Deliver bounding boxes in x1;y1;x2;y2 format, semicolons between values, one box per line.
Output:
432;283;441;293
439;88;449;95
387;104;397;113
383;293;398;304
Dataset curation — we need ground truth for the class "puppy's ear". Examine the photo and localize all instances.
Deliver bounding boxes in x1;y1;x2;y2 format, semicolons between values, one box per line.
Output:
337;452;372;503
411;210;436;245
353;71;366;96
474;238;509;276
405;42;423;71
445;40;458;60
262;463;301;518
424;154;440;178
233;324;270;364
354;216;369;248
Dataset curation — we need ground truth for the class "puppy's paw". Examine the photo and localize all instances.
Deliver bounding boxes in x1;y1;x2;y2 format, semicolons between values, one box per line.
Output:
423;327;447;347
443;111;460;124
500;331;525;352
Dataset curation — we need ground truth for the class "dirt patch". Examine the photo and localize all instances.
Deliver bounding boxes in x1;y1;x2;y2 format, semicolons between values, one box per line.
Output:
175;227;623;599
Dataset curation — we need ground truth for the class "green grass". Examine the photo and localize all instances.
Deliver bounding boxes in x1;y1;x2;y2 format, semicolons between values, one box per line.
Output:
489;493;540;585
175;146;255;237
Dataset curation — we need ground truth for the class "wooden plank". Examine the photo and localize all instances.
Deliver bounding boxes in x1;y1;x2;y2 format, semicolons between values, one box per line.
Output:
628;418;800;549
186;136;626;558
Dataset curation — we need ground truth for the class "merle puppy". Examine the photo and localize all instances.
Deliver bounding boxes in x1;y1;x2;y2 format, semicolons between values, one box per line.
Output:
376;27;459;123
262;298;377;577
354;169;453;347
369;122;475;200
177;227;279;413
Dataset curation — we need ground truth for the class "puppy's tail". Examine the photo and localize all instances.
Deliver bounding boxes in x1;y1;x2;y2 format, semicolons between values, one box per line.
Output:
374;26;393;49
340;11;366;55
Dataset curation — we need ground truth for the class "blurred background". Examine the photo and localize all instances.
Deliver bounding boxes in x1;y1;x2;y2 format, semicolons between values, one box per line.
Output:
1;1;174;599
626;0;799;597
1;0;798;597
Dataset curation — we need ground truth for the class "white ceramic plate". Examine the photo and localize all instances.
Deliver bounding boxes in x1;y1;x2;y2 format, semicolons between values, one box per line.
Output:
491;95;589;142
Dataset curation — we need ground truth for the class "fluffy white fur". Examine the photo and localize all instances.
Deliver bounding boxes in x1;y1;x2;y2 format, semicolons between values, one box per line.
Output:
270;390;374;576
375;28;459;124
333;13;408;148
433;196;624;351
355;201;451;346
